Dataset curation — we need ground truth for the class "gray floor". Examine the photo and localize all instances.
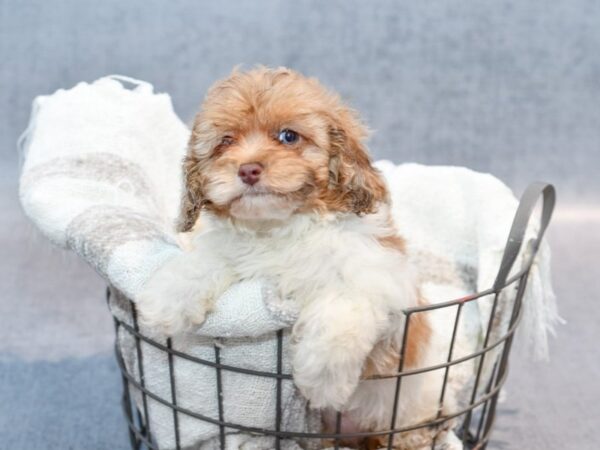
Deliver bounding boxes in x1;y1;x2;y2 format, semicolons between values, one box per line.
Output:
1;1;599;449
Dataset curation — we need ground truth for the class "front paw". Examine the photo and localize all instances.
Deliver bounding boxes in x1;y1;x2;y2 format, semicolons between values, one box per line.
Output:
135;264;212;336
292;343;363;410
136;289;208;336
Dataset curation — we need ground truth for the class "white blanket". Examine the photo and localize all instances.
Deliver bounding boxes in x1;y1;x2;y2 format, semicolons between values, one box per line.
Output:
18;76;560;450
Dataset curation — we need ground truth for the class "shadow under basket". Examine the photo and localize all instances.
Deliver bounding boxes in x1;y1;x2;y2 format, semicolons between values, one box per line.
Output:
109;182;555;450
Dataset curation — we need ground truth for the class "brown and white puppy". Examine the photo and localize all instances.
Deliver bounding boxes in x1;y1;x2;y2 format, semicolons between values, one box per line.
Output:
138;67;452;449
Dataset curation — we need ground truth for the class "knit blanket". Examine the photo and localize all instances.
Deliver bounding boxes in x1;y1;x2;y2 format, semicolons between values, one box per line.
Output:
18;76;560;450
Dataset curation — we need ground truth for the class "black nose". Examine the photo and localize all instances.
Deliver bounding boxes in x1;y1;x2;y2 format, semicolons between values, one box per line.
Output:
238;163;263;186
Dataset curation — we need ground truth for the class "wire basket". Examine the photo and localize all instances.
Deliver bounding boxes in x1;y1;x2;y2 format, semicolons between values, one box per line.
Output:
110;182;555;450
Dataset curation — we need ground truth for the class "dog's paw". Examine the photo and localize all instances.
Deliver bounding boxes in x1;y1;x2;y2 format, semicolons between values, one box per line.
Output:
135;261;212;336
293;364;360;411
291;343;363;410
136;288;208;336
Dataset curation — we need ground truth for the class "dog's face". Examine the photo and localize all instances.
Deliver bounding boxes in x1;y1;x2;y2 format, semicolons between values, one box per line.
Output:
178;67;388;231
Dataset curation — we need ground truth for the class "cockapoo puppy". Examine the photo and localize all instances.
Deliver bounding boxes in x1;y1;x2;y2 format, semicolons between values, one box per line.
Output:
138;67;461;449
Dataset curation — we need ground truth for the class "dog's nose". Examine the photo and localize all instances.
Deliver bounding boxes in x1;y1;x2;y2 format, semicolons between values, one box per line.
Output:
238;163;263;186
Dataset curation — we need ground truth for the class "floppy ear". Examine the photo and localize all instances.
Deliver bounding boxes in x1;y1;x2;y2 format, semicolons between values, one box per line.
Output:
177;152;204;232
328;114;388;215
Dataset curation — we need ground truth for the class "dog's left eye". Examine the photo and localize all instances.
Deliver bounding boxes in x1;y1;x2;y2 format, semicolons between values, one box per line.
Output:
277;129;299;145
220;135;235;146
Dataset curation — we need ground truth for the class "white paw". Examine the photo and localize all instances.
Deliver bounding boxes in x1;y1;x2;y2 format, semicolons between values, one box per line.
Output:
135;261;213;336
291;342;363;410
136;288;208;336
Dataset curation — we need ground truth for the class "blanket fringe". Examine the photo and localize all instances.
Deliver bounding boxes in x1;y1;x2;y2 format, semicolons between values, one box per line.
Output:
518;240;565;361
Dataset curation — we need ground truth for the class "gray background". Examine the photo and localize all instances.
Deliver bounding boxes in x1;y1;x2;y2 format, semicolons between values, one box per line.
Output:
1;1;598;449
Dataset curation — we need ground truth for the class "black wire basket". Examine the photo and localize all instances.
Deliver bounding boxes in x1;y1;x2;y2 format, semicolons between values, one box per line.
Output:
109;182;555;450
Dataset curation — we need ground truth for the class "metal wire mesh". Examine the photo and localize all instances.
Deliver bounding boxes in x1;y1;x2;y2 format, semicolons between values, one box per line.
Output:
110;182;555;450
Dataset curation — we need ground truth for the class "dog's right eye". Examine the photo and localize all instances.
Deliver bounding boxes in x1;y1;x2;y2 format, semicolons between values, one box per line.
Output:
220;136;235;147
213;136;234;154
212;136;235;156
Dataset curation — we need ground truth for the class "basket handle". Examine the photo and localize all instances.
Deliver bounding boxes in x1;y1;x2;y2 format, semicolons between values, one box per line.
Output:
492;182;556;291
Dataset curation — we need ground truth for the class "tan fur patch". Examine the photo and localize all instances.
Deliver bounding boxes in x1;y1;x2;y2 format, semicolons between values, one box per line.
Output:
362;297;432;378
377;234;406;253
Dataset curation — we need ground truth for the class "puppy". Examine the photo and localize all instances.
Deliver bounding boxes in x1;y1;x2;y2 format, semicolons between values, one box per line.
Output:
138;67;449;448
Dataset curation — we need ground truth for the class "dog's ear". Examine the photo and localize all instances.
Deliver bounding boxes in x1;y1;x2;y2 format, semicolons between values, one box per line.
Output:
177;110;214;233
177;152;204;232
327;110;388;215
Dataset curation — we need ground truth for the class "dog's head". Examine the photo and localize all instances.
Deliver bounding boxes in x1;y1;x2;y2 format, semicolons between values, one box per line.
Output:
178;67;388;231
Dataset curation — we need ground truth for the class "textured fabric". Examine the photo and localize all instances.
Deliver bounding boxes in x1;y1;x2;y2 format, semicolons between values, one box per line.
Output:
18;76;559;449
19;76;187;300
109;287;317;450
375;162;562;362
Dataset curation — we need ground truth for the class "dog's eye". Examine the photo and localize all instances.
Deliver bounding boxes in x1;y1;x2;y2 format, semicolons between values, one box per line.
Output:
277;129;299;145
220;135;235;147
